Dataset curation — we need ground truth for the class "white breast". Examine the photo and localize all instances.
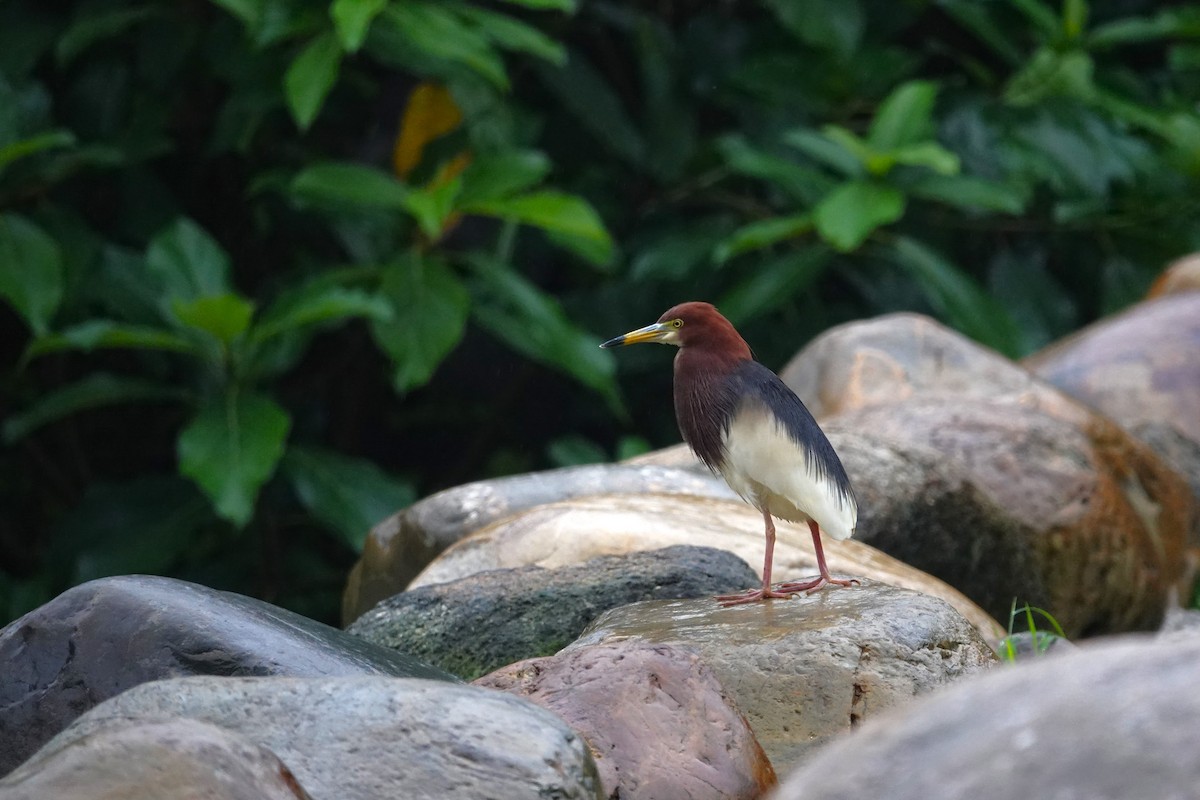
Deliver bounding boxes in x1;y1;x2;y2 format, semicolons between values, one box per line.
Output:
717;405;857;540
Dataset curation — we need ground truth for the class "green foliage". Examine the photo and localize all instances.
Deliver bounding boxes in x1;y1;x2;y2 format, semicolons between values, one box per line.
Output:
2;0;1199;625
997;601;1070;662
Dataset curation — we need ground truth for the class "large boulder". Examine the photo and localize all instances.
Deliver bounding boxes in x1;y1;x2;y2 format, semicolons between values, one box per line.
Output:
477;640;775;800
566;581;997;774
768;313;1196;635
825;396;1193;636
770;632;1200;800
407;492;1004;644
0;718;311;800
33;676;602;800
348;545;758;679
1024;293;1200;496
0;575;452;775
343;464;734;623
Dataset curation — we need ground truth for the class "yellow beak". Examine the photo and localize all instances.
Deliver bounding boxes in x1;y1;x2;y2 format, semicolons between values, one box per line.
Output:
600;322;674;348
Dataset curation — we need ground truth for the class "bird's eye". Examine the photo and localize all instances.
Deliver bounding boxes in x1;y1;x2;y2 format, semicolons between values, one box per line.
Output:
671;319;683;329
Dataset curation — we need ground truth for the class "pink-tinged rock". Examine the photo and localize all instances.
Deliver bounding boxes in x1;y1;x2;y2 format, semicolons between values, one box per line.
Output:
477;640;775;800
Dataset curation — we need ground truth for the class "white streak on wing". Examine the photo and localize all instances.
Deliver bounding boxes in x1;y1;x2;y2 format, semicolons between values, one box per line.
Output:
717;406;857;540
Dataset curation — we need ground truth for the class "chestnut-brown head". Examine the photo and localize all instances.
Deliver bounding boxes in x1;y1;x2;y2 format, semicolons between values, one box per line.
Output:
600;301;751;360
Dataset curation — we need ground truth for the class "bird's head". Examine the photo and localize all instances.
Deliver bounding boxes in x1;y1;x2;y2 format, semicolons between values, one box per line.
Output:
600;301;751;358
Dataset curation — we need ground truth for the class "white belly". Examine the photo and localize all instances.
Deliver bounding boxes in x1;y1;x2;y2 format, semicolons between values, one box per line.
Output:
717;406;857;540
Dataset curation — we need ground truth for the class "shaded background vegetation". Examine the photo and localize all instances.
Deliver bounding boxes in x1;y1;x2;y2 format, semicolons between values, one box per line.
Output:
2;0;1198;626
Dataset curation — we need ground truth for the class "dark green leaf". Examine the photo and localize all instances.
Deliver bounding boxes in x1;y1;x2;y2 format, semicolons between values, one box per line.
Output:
458;150;551;205
714;214;814;263
763;0;863;59
4;373;186;443
26;320;196;358
813;182;906;251
464;191;613;265
535;53;645;168
1005;48;1095;106
907;174;1028;214
285;32;342;130
889;141;960;175
719;135;834;204
0;129;75;173
171;293;256;344
496;0;576;9
547;434;607;467
717;248;833;326
331;0;387;52
1062;0;1088;40
631;221;730;280
290;162;413;210
145;218;232;303
0;214;63;336
380;3;507;90
369;255;470;392
404;176;462;238
467;256;619;408
50;476;211;583
253;285;393;343
56;5;156;66
178;390;291;527
784;128;865;177
1089;8;1200;49
888;236;1022;356
868;80;938;151
284;446;415;551
455;5;566;65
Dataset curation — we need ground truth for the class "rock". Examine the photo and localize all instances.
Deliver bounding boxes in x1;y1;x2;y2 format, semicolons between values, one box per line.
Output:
0;718;310;800
1146;253;1200;299
778;312;1036;417
344;464;735;624
348;545;759;680
769;632;1200;800
761;313;1195;636
38;676;602;800
408;492;1005;644
0;575;453;775
1024;294;1200;448
566;582;997;774
477;640;776;799
824;396;1195;637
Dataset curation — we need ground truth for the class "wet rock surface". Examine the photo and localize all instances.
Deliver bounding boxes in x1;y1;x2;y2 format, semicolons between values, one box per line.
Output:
0;718;311;800
36;676;602;800
477;639;776;799
566;581;997;774
348;545;758;679
770;632;1200;800
0;575;452;775
408;492;1004;643
344;464;734;624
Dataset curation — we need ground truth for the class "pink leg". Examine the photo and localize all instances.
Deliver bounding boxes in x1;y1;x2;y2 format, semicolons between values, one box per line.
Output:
716;509;799;606
775;520;860;594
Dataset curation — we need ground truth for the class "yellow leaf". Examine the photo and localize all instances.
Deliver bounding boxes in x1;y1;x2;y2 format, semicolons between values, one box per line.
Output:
393;83;464;178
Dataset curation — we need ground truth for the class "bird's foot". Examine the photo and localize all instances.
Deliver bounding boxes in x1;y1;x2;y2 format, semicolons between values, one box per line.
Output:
715;586;801;607
774;575;861;595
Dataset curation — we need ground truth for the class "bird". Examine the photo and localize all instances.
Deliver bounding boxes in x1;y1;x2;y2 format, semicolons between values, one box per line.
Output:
601;301;859;606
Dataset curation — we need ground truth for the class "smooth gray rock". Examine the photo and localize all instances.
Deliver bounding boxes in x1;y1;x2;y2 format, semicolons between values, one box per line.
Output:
0;575;453;775
41;676;602;800
477;640;776;800
343;464;735;623
348;545;759;679
0;718;311;800
568;581;997;774
770;633;1200;800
